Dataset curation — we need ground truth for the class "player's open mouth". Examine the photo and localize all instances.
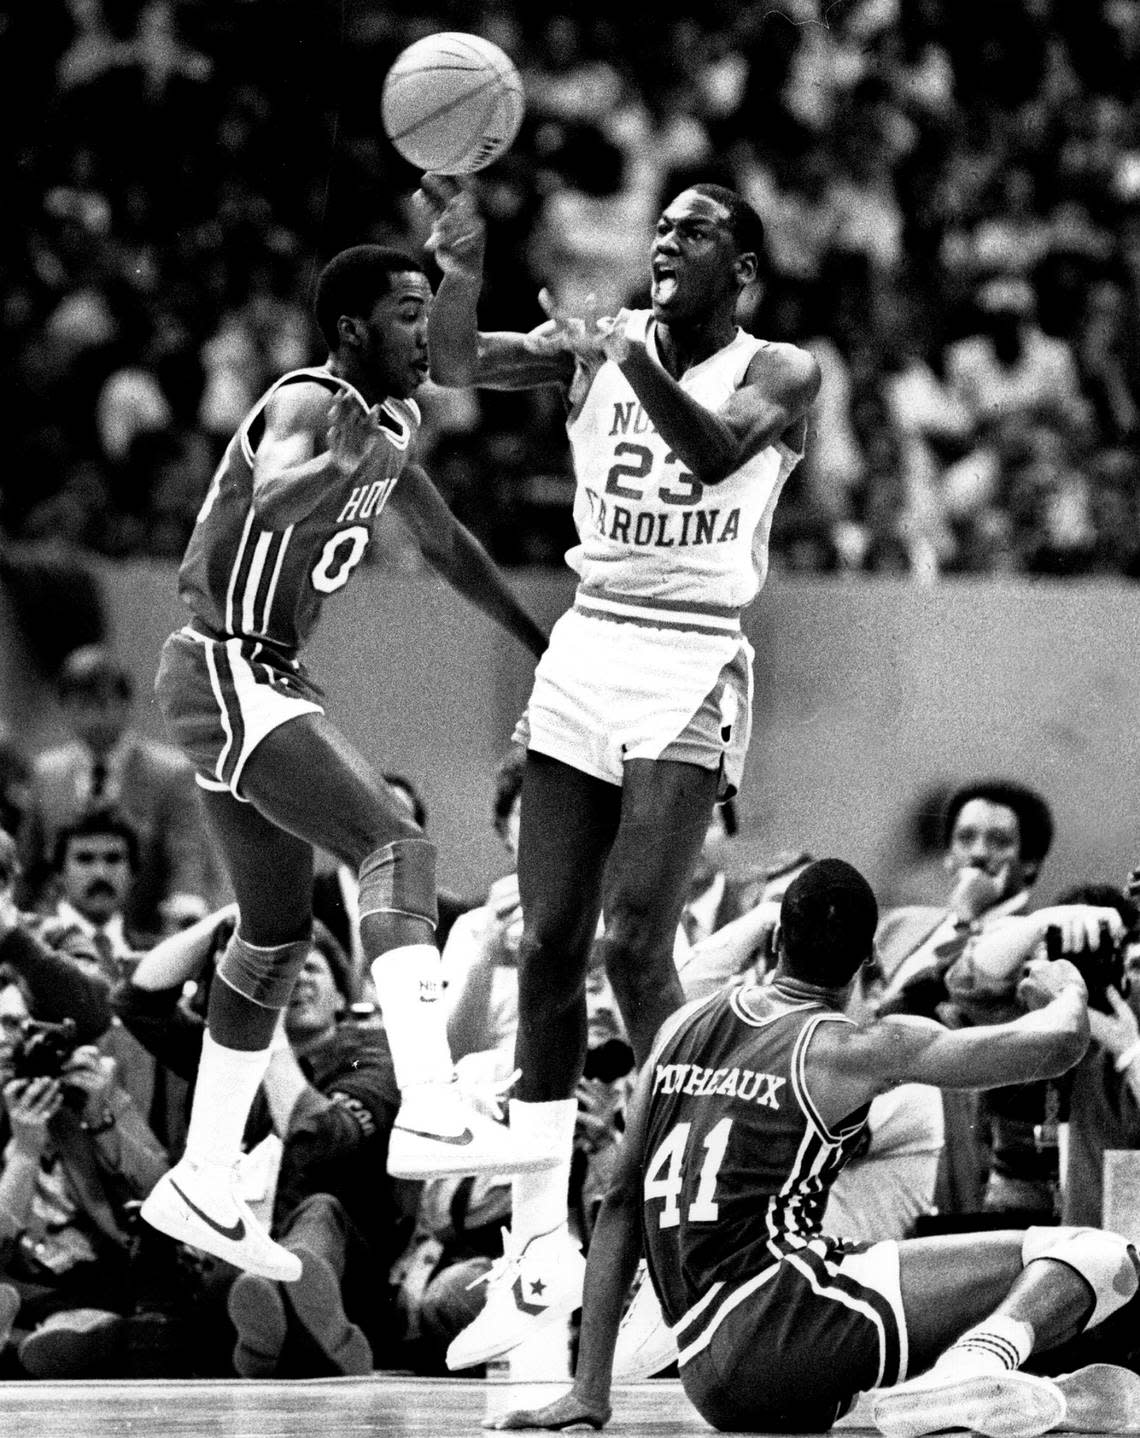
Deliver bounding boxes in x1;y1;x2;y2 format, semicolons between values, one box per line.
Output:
651;265;678;303
411;361;430;380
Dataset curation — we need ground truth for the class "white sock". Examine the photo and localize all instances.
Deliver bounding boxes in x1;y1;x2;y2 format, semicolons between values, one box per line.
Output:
930;1314;1034;1379
509;1097;579;1244
183;1031;272;1169
370;944;454;1091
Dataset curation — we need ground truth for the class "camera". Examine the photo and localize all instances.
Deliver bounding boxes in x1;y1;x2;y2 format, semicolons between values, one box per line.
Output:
1046;924;1130;1015
7;1018;80;1082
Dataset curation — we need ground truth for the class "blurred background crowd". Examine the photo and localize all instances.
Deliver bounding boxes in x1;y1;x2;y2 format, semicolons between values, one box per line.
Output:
4;0;1140;575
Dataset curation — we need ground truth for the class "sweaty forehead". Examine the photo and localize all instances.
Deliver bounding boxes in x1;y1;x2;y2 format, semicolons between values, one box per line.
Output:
661;191;732;229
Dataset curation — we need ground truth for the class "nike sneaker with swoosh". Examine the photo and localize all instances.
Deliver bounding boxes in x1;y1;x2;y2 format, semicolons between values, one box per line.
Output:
445;1224;586;1371
388;1082;560;1180
141;1161;302;1282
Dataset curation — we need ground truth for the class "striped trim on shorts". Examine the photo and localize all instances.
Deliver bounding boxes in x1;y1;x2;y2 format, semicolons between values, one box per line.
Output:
156;625;323;800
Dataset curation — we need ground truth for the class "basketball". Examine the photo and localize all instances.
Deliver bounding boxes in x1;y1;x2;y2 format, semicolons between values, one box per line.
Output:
381;32;525;175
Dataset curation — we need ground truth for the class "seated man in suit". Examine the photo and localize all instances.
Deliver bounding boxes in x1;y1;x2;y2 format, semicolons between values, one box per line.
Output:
18;646;218;936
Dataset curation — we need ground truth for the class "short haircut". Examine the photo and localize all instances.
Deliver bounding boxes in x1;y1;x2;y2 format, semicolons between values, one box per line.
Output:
942;780;1054;867
383;772;427;831
314;245;427;350
779;858;878;988
52;806;140;874
493;746;527;839
689;183;767;276
57;645;132;703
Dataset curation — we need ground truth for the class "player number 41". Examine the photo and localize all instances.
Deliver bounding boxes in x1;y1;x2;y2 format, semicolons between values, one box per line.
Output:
644;1117;733;1229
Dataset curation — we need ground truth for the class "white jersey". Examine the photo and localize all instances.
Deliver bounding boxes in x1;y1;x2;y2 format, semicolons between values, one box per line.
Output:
564;311;802;622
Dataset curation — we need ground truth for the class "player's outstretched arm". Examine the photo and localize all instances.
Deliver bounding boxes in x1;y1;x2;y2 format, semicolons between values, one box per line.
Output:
389;462;547;658
829;957;1090;1107
420;175;575;393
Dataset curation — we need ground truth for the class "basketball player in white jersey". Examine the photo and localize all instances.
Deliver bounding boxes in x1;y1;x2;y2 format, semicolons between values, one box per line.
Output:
418;174;821;1369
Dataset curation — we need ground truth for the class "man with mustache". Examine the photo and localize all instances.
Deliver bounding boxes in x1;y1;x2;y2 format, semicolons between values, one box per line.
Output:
35;808;148;974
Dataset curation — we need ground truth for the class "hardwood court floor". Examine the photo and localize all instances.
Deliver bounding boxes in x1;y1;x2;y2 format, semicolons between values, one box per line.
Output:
0;1375;883;1438
0;1376;1115;1438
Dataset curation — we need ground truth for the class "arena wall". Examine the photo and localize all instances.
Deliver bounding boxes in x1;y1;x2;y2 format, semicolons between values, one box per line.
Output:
4;563;1138;903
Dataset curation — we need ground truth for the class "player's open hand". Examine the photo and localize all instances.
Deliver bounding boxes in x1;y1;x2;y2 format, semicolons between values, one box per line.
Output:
528;290;631;365
483;1388;610;1431
326;394;382;475
418;173;485;276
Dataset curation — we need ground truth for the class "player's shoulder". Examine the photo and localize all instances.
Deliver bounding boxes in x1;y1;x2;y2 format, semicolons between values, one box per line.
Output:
742;338;821;398
262;368;358;430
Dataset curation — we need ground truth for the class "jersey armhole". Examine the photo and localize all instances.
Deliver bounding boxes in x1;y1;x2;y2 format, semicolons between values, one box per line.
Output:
792;1013;865;1144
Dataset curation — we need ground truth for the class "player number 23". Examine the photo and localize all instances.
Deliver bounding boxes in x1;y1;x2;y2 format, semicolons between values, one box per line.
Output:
605;442;703;506
644;1117;733;1229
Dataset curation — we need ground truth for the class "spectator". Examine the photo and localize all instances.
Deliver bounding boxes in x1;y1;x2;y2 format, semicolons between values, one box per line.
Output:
29;807;180;1159
0;961;174;1378
33;807;149;972
18;645;217;935
945;277;1084;432
112;907;411;1376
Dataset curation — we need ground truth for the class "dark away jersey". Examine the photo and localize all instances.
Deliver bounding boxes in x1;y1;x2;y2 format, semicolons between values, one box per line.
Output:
179;367;420;652
641;987;871;1334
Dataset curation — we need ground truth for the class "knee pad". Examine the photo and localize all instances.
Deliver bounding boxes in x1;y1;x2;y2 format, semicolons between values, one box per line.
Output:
358;838;438;929
1022;1224;1140;1328
217;930;311;1009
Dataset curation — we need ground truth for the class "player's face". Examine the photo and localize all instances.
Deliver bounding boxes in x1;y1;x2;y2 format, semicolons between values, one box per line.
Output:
650;191;741;322
945;799;1028;897
360;271;432;398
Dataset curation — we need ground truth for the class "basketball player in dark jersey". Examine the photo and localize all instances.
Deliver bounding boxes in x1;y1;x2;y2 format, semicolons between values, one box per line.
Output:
489;860;1140;1437
140;244;552;1283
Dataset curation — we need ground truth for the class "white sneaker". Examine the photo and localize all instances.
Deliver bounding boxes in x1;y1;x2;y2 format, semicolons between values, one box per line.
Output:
1055;1364;1140;1432
445;1225;586;1371
141;1162;302;1282
612;1263;677;1381
872;1370;1067;1438
388;1083;559;1180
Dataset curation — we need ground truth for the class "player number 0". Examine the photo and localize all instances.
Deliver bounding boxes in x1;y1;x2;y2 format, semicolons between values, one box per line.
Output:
311;526;370;594
644;1116;733;1229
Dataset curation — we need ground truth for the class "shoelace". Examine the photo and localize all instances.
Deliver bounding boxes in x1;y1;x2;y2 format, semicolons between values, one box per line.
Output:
466;1227;526;1293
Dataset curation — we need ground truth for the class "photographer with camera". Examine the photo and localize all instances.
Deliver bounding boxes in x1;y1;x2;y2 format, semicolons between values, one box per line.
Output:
0;961;171;1377
0;829;114;1045
1048;881;1140;1235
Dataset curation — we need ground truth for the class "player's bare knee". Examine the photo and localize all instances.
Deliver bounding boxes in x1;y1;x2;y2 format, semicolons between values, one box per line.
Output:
1023;1225;1140;1328
218;930;312;1009
358;839;439;948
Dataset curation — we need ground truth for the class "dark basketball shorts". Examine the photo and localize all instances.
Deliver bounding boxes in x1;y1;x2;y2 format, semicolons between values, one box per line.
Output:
675;1238;908;1432
156;625;324;800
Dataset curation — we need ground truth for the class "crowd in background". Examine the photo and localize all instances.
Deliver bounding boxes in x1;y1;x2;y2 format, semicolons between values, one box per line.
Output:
0;643;1136;1379
3;0;1140;575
